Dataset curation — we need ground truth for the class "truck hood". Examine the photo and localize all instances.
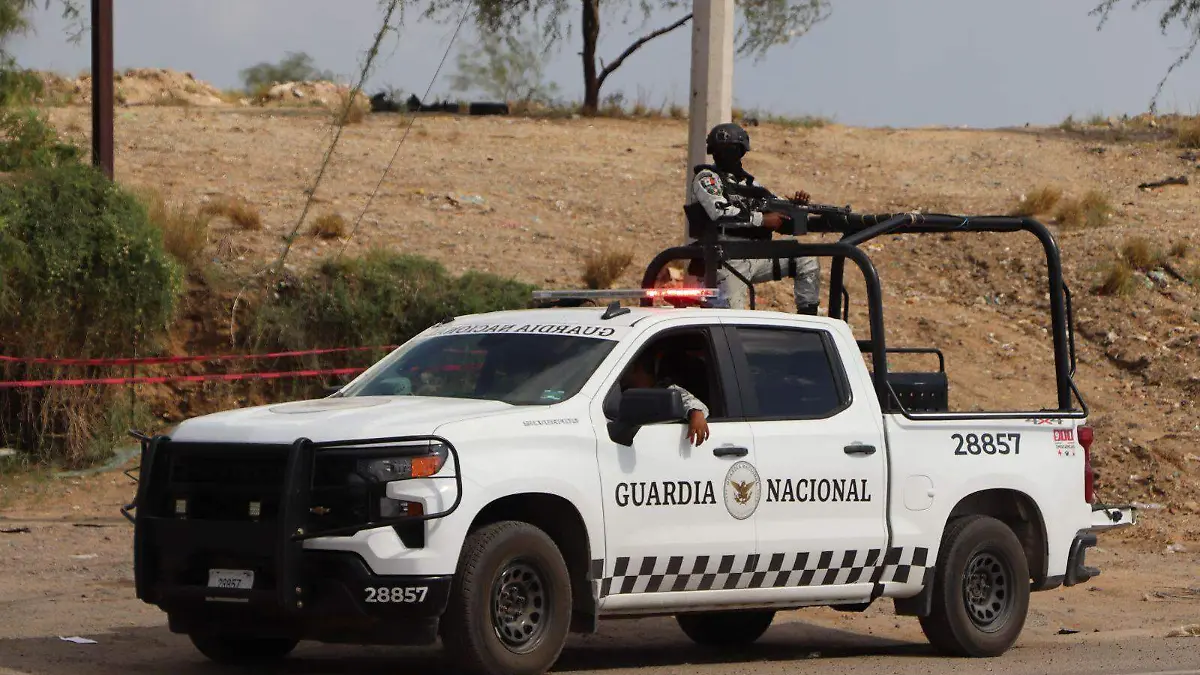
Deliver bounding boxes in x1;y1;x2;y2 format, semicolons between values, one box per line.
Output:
169;396;517;444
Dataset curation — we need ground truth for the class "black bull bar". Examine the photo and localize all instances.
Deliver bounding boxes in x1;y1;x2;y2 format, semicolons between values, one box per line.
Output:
125;434;462;611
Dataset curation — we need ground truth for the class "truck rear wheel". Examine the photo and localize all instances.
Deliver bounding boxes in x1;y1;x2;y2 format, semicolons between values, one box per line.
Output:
441;521;573;675
676;610;776;646
187;633;299;665
919;514;1030;657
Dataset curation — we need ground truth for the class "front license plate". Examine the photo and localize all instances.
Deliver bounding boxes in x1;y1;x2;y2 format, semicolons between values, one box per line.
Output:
207;569;254;590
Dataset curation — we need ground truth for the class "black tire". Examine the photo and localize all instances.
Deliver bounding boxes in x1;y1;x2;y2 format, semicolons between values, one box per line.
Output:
676;610;776;647
441;521;573;675
919;514;1031;657
187;633;299;665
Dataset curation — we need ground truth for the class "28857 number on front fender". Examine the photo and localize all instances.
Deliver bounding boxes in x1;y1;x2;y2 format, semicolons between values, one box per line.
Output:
365;586;429;604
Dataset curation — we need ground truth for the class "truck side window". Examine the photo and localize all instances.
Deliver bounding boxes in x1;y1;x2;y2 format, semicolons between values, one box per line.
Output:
607;329;727;420
734;327;849;420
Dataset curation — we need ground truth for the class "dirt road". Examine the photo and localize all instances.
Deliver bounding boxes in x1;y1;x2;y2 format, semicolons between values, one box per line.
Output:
1;504;1197;675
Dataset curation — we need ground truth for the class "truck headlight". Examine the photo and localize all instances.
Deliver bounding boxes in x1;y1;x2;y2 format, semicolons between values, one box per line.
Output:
355;442;448;483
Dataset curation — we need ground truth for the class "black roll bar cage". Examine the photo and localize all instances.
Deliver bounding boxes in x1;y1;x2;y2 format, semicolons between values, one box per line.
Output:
640;207;1087;420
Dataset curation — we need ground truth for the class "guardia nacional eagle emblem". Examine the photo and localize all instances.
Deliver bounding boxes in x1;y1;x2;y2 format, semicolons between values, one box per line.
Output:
723;460;761;520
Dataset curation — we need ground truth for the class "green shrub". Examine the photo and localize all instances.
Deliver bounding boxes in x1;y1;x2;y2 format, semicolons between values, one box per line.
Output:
253;249;534;351
0;69;43;107
0;162;183;466
0;108;81;171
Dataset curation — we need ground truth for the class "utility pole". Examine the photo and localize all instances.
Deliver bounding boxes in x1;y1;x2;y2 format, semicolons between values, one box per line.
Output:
684;0;734;240
91;0;114;179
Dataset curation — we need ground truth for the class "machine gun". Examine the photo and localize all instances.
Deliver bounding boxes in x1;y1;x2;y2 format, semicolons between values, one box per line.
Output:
759;199;853;235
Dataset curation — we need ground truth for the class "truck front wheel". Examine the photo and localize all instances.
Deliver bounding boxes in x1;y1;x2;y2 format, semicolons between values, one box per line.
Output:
187;633;299;665
441;521;573;675
919;514;1030;657
676;610;776;646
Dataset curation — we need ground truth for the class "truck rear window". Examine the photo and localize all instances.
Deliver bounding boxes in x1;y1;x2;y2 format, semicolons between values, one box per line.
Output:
735;327;849;419
339;333;616;405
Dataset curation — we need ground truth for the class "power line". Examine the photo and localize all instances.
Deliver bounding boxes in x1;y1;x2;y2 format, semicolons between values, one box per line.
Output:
338;5;475;256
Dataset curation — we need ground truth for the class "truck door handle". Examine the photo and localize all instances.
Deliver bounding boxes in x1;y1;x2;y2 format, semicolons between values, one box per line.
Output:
713;446;749;458
844;443;877;456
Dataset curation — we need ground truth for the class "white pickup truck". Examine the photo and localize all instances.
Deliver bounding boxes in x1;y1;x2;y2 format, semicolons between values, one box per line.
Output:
129;296;1134;675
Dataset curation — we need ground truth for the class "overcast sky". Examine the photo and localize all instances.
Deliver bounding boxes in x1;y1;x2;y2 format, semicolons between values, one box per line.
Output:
11;0;1199;128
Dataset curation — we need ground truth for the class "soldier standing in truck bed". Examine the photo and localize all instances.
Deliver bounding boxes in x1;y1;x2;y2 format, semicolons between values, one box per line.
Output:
690;122;820;315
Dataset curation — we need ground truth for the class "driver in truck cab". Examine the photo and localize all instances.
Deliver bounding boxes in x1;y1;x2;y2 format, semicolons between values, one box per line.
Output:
620;350;710;447
690;122;821;316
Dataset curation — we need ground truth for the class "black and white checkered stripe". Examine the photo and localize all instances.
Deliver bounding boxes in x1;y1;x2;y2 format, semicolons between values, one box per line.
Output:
593;547;931;598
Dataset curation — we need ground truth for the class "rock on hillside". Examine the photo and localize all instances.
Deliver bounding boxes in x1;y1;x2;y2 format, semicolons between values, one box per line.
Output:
260;81;369;109
34;69;367;111
61;68;227;107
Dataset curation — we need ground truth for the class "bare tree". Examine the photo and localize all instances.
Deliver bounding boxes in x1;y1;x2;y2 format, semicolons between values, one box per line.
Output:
412;0;832;114
1092;0;1200;112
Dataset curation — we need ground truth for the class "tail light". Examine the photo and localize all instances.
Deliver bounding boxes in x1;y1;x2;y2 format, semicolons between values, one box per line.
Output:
1078;425;1095;504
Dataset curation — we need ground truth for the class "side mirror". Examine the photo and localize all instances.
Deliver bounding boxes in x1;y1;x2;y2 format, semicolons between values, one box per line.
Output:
607;388;685;446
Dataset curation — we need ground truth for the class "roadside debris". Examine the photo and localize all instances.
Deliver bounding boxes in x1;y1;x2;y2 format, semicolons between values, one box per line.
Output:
1144;587;1200;602
0;527;30;534
1138;175;1189;190
1056;628;1081;635
1167;624;1200;638
57;636;97;645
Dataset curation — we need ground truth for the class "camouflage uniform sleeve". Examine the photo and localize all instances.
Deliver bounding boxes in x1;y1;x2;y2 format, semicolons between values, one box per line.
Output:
692;169;763;227
669;384;710;419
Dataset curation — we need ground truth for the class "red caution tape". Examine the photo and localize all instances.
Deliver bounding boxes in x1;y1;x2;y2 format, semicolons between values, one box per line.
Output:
0;367;366;389
0;345;397;368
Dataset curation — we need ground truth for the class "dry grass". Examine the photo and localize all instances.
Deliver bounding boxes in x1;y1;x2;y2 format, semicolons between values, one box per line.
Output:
137;189;210;268
1169;240;1190;258
200;195;262;231
1010;186;1063;216
599;102;627;119
668;103;686;120
1054;190;1111;229
309;212;347;239
582;248;634;289
1176;118;1200;149
250;82;273;105
334;90;367;126
1120;236;1163;271
1097;260;1136;296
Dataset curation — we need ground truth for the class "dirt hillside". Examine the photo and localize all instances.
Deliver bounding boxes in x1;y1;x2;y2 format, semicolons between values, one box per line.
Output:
35;85;1200;548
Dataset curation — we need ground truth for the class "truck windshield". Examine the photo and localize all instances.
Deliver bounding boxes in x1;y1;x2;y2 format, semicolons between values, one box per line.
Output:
339;333;617;405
